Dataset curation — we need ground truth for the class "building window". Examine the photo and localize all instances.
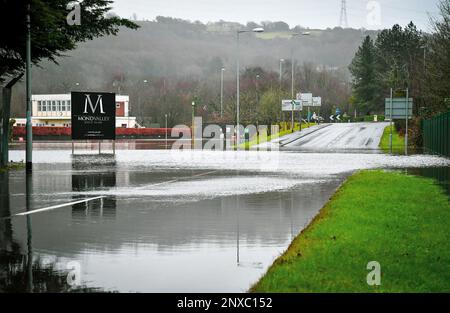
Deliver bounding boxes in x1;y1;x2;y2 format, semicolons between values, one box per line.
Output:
67;100;71;112
61;100;66;111
51;101;56;111
57;100;61;112
42;101;47;112
37;101;42;112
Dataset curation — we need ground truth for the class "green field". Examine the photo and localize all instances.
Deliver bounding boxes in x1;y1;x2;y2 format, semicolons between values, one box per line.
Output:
251;170;450;293
379;124;405;154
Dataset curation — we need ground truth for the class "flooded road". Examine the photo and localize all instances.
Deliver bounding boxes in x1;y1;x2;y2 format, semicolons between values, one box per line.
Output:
284;122;389;151
1;148;449;292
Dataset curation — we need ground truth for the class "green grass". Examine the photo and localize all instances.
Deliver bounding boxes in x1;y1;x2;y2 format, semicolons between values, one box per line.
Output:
251;170;450;293
0;162;25;172
239;122;316;150
379;124;404;154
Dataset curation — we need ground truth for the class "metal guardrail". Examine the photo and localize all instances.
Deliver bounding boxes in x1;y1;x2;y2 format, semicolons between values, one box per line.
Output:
423;111;450;158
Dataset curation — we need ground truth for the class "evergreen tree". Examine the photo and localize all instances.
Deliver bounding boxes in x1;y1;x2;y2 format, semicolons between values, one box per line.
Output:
349;36;380;114
427;0;450;114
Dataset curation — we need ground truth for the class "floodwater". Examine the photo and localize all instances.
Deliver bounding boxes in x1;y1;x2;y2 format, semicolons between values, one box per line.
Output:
1;143;449;292
284;122;389;151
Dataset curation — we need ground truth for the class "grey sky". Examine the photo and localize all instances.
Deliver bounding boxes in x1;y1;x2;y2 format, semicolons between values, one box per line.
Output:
111;0;441;31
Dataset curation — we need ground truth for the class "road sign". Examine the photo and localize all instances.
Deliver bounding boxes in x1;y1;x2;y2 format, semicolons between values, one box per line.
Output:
282;100;302;111
312;97;322;107
385;98;413;119
71;92;116;140
297;93;313;106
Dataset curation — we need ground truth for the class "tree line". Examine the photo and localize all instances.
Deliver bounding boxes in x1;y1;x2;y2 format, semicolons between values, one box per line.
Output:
349;0;450;145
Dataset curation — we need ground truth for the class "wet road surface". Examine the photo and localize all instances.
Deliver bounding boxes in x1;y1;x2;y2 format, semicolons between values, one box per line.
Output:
1;144;449;292
284;122;389;151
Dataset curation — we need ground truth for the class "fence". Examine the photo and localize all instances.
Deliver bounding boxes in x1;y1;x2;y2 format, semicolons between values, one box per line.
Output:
422;111;450;158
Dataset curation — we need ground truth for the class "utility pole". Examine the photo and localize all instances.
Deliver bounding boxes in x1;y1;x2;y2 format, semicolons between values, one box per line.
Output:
26;3;33;172
220;68;225;118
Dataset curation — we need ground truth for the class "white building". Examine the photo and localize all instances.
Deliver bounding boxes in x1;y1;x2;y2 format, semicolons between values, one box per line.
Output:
13;94;138;128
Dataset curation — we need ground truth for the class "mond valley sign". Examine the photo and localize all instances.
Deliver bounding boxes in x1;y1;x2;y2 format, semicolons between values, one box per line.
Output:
71;92;116;140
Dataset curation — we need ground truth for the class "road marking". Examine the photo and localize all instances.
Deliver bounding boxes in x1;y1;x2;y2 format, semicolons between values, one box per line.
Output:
141;170;218;188
13;171;217;217
14;196;105;216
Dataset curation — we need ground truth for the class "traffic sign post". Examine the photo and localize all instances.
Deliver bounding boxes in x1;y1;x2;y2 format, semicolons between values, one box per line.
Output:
385;89;413;155
405;88;409;155
281;100;302;112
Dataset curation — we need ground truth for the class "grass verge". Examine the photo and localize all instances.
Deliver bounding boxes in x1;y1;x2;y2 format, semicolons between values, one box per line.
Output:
251;170;450;292
379;124;404;154
239;122;316;150
0;162;25;173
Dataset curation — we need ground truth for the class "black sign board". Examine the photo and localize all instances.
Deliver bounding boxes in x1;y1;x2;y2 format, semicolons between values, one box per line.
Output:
71;92;116;140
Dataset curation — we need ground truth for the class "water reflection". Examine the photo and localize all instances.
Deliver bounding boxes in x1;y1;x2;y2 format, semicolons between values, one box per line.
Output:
0;172;110;292
2;149;448;292
71;155;117;220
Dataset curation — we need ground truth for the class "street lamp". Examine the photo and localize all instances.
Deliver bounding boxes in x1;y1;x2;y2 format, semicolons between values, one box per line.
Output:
290;32;310;131
165;113;168;149
236;27;264;147
279;58;285;89
191;101;195;148
255;74;260;127
138;79;149;126
220;68;225;118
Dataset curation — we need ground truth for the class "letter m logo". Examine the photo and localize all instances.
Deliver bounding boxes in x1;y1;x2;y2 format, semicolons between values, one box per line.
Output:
84;94;105;114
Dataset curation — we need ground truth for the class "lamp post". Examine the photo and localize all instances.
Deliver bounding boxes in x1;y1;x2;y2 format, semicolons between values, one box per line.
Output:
279;59;285;89
191;101;195;148
290;32;310;131
236;27;264;147
220;68;225;118
25;3;32;172
165;113;168;149
279;59;285;129
138;79;149;126
255;74;260;127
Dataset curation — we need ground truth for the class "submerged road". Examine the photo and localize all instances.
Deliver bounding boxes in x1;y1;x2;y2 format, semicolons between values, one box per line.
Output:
283;122;389;151
3;128;449;292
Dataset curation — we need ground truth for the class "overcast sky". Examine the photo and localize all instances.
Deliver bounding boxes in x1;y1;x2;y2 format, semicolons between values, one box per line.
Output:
111;0;441;31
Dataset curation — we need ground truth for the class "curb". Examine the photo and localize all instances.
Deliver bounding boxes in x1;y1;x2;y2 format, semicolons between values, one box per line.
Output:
279;124;332;147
